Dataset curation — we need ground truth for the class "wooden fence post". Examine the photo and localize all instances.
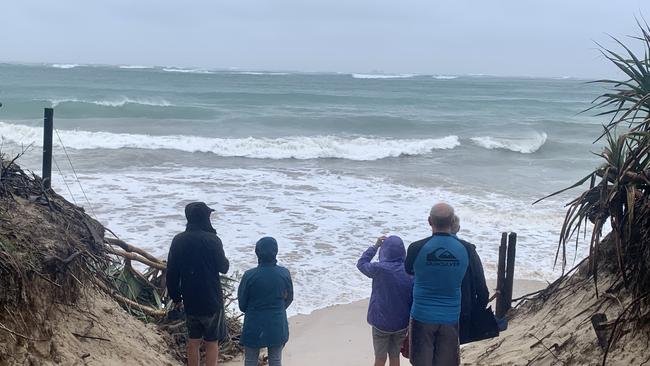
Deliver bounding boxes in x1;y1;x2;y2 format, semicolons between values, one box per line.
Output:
42;108;54;189
504;232;517;314
591;313;610;350
495;232;508;318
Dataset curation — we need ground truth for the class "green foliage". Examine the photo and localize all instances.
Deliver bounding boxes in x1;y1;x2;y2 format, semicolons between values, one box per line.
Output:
542;22;650;364
588;21;650;137
539;21;650;361
541;21;650;275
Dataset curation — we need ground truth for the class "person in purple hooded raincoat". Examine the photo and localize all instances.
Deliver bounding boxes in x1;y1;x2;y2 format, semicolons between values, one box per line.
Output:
357;235;414;366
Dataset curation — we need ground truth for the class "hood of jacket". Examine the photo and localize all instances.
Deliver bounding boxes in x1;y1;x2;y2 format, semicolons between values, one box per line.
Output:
185;202;216;233
255;237;278;265
378;235;406;263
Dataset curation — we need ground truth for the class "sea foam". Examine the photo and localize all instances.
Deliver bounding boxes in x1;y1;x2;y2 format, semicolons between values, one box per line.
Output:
470;132;548;154
0;122;459;161
49;166;575;315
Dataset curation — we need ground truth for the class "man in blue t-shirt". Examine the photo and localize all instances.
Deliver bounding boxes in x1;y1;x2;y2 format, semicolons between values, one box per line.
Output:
405;203;468;366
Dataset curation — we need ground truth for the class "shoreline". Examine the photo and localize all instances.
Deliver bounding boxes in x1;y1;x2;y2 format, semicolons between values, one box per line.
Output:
224;279;547;365
287;277;547;318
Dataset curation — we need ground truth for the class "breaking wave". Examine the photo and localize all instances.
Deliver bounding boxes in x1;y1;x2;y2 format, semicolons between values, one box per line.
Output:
470;132;548;154
352;73;415;79
162;68;213;74
51;64;80;69
0;122;459;161
119;65;153;69
236;71;290;76
41;97;173;108
433;75;458;80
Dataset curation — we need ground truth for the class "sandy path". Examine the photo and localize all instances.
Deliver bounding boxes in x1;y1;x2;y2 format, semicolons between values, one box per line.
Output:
224;279;547;366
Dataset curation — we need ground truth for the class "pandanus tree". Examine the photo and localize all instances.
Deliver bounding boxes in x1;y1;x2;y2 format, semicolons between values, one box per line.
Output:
537;21;650;362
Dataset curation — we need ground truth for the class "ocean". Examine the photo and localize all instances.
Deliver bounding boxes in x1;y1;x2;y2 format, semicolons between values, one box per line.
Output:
0;63;604;314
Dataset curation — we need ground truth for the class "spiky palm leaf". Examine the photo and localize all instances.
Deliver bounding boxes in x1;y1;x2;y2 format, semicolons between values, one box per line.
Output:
539;24;650;350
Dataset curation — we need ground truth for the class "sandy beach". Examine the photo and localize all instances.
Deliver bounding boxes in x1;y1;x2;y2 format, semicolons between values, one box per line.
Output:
224;279;546;366
5;4;650;365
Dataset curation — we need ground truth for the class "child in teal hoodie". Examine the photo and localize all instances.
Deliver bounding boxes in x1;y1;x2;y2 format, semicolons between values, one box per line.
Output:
238;237;293;366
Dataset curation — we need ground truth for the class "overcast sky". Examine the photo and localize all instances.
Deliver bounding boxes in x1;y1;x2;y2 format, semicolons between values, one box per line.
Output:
2;1;650;78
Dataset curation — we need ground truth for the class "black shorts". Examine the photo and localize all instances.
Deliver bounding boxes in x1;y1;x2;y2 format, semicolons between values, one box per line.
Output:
186;309;228;342
409;319;460;366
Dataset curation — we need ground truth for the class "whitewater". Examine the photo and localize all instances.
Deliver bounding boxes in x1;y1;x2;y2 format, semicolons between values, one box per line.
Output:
0;122;554;157
0;63;605;315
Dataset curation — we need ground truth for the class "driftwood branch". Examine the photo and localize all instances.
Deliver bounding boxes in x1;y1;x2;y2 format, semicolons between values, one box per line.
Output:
105;238;164;265
44;250;83;267
530;334;565;365
106;247;166;270
3;144;33;173
82;217;104;246
0;321;48;341
72;332;111;342
94;279;166;317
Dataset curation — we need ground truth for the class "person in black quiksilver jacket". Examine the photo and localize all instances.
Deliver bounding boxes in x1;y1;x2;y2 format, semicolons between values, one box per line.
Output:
451;215;497;344
167;202;230;366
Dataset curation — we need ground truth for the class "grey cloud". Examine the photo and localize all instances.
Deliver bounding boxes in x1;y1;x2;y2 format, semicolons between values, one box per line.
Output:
2;0;650;78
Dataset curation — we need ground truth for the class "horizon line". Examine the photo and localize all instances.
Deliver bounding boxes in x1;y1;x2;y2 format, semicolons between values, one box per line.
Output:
0;59;602;81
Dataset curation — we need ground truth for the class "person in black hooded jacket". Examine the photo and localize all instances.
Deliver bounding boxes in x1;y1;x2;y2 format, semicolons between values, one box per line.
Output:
167;202;230;366
451;215;495;344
